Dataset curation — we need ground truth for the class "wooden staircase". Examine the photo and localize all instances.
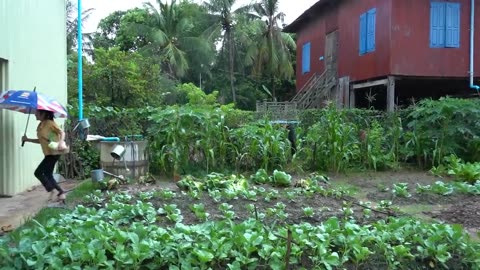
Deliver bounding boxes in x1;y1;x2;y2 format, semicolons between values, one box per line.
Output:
291;70;335;109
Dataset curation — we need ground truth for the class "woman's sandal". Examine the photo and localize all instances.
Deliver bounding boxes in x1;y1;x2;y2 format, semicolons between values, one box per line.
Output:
57;192;66;203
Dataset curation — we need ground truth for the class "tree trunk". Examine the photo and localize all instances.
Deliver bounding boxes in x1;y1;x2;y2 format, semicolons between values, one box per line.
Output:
268;24;276;101
270;76;276;101
228;30;236;104
220;36;228;104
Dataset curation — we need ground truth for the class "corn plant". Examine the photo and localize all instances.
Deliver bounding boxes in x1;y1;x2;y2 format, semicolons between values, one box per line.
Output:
230;121;289;171
303;105;360;173
361;120;387;170
195;109;232;172
148;106;236;175
386;115;403;167
148;106;196;175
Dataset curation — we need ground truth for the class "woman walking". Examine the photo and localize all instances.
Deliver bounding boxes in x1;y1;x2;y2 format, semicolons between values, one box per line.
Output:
22;109;67;202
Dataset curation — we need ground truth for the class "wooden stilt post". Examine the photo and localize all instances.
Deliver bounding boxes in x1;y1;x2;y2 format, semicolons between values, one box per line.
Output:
344;76;350;107
337;77;345;108
338;76;350;108
349;85;356;108
387;76;395;112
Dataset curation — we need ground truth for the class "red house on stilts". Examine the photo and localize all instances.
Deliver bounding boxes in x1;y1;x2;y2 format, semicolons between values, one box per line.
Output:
283;0;480;111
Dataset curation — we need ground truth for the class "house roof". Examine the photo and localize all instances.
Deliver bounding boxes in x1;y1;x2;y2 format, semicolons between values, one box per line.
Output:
283;0;337;33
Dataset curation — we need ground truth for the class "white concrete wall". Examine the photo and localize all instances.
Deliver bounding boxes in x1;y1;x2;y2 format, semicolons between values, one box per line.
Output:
0;0;67;195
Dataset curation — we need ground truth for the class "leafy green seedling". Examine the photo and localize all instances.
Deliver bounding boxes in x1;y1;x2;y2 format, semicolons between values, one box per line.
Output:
392;183;411;198
219;203;236;219
158;189;176;200
303;207;314;218
208;189;222;202
158;204;183;223
191;203;209;222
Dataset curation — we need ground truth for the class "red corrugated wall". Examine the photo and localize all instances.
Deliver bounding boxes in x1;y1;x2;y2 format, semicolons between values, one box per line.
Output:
337;0;392;82
295;0;392;90
390;0;480;78
295;0;480;91
295;8;329;91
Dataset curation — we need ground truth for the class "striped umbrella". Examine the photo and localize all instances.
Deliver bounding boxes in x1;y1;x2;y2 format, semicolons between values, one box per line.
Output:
0;89;68;147
0;89;67;118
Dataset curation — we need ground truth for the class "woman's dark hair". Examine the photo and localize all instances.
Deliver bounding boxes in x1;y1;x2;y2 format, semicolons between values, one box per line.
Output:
38;110;54;120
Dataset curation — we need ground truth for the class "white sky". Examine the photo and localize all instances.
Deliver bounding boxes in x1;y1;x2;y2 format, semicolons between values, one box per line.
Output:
81;0;318;33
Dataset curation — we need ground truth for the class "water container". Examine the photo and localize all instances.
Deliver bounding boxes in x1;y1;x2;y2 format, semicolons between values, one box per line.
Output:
91;169;104;182
99;141;148;180
111;144;126;160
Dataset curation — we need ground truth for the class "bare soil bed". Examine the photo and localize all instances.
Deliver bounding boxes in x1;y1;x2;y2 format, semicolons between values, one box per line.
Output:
117;182;387;228
113;170;479;238
428;196;480;231
328;170;480;238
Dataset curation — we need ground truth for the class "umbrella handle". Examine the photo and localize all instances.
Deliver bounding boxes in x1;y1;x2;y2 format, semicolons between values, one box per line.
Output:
21;123;29;147
21;88;35;147
21;112;31;147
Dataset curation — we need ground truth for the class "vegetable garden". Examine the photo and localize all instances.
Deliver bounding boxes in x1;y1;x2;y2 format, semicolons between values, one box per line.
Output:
1;94;480;269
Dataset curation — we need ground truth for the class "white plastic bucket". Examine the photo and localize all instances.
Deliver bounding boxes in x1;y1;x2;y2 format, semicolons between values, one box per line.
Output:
111;144;126;160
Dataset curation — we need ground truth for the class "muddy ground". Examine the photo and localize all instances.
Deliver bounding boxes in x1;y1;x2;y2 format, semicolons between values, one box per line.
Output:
109;169;479;240
116;182;386;228
328;170;480;239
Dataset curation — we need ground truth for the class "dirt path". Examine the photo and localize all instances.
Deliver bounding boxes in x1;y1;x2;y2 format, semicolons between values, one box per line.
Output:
0;180;77;234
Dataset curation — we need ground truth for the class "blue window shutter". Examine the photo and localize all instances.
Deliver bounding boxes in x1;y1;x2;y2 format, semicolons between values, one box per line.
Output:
366;8;376;52
302;42;311;74
359;13;367;54
430;2;446;47
446;3;460;48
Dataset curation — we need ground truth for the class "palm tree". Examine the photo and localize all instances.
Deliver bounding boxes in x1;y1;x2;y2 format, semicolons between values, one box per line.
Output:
246;0;295;101
66;0;95;55
203;0;252;104
143;0;212;79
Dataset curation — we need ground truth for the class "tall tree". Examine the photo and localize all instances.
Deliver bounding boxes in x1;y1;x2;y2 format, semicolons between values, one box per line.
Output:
246;0;295;101
66;0;95;55
82;48;175;107
203;0;252;104
177;1;215;88
142;0;213;79
92;10;127;50
93;8;151;52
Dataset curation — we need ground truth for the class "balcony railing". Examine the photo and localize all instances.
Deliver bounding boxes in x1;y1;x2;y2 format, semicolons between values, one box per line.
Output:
256;101;298;121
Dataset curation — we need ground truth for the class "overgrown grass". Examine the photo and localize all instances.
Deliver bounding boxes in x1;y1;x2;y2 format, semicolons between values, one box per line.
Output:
65;179;96;204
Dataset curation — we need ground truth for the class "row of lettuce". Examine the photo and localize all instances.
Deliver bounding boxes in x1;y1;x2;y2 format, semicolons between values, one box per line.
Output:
64;96;480;181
